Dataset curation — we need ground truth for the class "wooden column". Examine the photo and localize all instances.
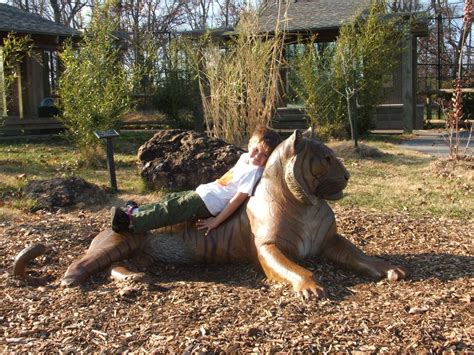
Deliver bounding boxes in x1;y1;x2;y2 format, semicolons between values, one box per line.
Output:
16;62;24;118
402;34;416;133
25;55;45;117
0;47;7;116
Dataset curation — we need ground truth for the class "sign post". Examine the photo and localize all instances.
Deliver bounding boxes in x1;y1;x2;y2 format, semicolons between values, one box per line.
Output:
94;129;120;191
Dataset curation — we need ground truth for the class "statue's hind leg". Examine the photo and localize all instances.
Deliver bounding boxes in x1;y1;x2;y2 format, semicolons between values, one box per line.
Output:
61;229;144;287
322;234;407;281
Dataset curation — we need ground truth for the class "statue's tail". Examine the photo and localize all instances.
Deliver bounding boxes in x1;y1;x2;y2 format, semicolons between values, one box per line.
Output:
61;228;144;287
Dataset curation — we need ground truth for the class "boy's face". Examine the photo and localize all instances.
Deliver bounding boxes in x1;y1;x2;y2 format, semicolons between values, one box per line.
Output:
248;142;271;167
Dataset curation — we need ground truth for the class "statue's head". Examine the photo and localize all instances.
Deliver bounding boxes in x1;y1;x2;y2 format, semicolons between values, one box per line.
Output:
268;129;350;205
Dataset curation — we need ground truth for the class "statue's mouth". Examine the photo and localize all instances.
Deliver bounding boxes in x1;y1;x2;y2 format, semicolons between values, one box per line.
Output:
321;191;344;201
315;180;347;201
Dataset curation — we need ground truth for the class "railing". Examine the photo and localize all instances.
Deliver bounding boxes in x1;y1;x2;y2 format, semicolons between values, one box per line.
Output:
270;107;309;136
0;117;64;134
0;116;170;136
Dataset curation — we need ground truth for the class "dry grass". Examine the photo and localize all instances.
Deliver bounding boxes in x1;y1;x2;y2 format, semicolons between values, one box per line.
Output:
189;10;287;145
328;140;473;220
330;141;386;159
430;156;474;180
120;111;167;123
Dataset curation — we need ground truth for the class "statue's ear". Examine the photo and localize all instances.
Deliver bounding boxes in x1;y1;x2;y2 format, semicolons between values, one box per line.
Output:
302;127;314;139
291;130;304;153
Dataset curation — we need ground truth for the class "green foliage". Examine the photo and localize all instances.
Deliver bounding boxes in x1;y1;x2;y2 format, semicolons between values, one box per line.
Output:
58;1;132;163
153;40;200;129
127;30;160;97
1;33;39;116
339;0;406;134
291;0;405;140
289;41;347;140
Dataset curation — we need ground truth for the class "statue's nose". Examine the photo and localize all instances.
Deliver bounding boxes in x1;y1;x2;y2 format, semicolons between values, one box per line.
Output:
344;171;350;181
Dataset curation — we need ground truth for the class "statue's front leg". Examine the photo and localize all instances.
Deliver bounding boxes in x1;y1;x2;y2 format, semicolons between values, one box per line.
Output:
257;244;326;300
61;229;144;287
322;234;407;280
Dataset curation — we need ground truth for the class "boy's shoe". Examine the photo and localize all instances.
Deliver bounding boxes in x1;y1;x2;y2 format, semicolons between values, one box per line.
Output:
111;201;139;232
111;207;130;232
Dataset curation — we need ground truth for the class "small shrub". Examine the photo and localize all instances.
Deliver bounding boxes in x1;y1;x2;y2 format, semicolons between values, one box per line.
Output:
58;2;132;163
290;41;347;141
1;33;39;116
291;0;405;141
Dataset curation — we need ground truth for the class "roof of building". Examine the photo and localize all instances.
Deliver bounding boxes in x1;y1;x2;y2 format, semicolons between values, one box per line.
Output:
0;3;80;37
258;0;370;33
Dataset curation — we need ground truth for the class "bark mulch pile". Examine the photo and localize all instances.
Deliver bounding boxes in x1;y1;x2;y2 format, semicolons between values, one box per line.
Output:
23;177;107;210
0;205;472;352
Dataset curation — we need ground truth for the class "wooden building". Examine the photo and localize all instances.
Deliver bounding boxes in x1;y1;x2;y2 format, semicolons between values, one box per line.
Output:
0;3;80;131
259;0;428;132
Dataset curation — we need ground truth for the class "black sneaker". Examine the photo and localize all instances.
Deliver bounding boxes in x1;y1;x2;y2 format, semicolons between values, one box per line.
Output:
111;206;131;232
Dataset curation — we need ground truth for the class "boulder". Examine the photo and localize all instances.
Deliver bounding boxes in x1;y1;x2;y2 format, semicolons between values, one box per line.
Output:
138;130;244;190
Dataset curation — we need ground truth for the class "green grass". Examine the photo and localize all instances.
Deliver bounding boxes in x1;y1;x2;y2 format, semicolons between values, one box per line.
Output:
0;131;157;208
0;132;472;221
359;133;407;143
329;140;473;220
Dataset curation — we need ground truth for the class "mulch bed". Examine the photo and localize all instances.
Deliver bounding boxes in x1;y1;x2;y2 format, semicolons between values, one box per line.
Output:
0;205;472;352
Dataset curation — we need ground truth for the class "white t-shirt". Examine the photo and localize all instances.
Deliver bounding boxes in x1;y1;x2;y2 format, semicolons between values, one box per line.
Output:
195;153;263;216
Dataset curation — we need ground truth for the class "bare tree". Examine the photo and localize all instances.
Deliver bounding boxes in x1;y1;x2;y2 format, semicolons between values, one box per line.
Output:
417;0;473;92
117;0;187;95
389;0;423;12
182;0;213;30
9;0;89;27
214;0;244;27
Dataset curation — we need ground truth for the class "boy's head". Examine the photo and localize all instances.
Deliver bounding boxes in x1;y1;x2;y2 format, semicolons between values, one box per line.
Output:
247;126;282;167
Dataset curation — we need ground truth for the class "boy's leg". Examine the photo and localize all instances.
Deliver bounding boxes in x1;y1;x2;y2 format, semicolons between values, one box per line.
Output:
135;193;183;213
132;191;211;233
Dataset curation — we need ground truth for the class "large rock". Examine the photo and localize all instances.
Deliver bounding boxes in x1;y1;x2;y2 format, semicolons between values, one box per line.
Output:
24;177;107;209
138;130;244;190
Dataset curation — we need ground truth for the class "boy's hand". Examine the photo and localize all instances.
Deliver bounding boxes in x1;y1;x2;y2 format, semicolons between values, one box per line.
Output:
196;217;220;236
196;192;248;236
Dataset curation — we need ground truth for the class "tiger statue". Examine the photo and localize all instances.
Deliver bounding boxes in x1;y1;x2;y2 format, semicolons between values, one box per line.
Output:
58;129;406;299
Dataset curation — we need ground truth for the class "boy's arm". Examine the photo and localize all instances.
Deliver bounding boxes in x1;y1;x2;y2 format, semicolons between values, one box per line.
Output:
196;192;248;235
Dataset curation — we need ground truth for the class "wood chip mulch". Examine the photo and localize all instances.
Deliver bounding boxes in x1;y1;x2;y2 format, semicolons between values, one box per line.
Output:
0;206;472;353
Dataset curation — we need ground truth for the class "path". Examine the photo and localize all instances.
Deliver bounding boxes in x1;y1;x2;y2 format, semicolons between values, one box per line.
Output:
397;130;473;157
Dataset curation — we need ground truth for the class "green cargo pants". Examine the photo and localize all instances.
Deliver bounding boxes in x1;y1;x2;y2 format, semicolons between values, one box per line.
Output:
131;191;212;233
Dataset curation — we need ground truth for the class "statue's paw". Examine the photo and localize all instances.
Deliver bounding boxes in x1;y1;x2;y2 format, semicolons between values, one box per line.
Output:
294;276;327;300
386;266;408;281
60;275;81;287
365;257;408;281
61;262;89;287
110;265;145;283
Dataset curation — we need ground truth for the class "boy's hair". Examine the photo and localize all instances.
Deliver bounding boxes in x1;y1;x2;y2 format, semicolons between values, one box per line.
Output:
249;125;282;152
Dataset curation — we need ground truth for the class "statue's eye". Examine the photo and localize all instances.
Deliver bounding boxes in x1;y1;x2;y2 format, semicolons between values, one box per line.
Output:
325;156;331;163
310;157;327;177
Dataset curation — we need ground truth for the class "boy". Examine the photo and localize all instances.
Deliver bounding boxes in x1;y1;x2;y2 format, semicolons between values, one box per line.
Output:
111;126;282;235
